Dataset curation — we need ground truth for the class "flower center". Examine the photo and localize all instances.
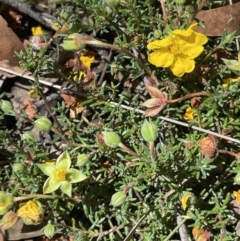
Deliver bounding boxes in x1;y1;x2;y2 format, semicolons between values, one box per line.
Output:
55;169;67;180
170;43;181;55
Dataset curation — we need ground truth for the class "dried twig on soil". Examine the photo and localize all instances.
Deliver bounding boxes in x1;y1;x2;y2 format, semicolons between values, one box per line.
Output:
0;0;53;28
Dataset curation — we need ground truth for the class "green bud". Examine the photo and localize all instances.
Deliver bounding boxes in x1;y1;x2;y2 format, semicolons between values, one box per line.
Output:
43;221;56;239
60;33;86;52
34;117;52;132
76;154;89;166
175;0;186;4
110;191;126;207
0;211;18;229
0;100;14;115
235;174;240;184
0;192;14;215
141;120;158;143
153;30;162;39
102;131;121;148
21;132;35;141
104;0;120;8
12;163;27;174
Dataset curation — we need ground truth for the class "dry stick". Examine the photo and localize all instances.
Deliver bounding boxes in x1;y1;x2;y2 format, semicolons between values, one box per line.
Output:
1;66;240;145
159;0;167;28
0;0;52;28
98;49;113;86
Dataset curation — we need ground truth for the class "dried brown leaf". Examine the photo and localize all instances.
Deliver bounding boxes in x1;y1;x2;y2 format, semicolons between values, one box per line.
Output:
69;104;84;118
21;98;37;119
142;98;165;108
192;227;213;241
196;2;240;36
145;85;167;99
60;91;77;108
199;135;217;158
144;105;166;117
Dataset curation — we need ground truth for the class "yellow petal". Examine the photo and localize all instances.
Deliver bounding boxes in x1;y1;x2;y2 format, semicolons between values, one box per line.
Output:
31;26;43;36
147;36;173;50
188;23;199;31
148;49;174;68
181;44;204;59
183;107;194;120
173;28;192;37
170;55;195;77
222;78;239;88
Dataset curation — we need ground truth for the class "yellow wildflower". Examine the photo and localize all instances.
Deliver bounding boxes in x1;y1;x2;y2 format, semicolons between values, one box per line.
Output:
31;26;43;36
222;77;238;88
17;200;44;225
27;89;37;96
233;190;240;205
74;53;95;80
147;23;208;77
183;106;194;120
181;195;191;211
181;192;196;210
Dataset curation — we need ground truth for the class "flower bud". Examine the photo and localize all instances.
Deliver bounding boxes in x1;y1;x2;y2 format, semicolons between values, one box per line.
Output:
141;120;158;143
12;163;27;174
0;192;14;215
43;221;56;239
17;200;44;225
102;131;121;148
60;33;86;52
21;132;35;142
0;100;14;115
104;0;120;7
110;191;126;207
34;117;52;132
0;211;18;229
76;154;89;166
235;174;240;184
153;30;162;39
175;0;186;4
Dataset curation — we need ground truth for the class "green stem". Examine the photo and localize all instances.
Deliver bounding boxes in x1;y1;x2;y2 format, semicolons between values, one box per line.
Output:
118;142;139;157
163;217;187;241
14;194;81;202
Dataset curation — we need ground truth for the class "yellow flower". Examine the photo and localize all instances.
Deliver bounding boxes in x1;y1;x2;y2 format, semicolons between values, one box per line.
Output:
147;23;208;77
17;200;44;225
27;89;37;96
31;26;43;36
74;53;95;80
181;192;196;210
222;77;238;88
233;190;240;205
183;106;194;120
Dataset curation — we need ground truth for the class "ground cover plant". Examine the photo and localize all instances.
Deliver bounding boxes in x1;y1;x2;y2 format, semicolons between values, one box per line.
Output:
1;0;240;240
